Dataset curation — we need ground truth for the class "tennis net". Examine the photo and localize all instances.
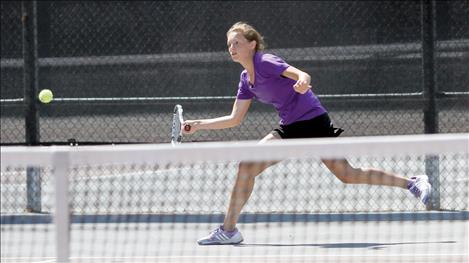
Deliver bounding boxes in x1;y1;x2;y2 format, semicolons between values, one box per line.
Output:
1;133;468;262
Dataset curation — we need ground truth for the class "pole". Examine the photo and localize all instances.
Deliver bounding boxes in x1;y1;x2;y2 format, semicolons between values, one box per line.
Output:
421;0;440;210
22;0;40;145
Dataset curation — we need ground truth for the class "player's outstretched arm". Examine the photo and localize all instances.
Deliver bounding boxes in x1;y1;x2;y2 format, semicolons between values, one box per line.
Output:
183;99;251;134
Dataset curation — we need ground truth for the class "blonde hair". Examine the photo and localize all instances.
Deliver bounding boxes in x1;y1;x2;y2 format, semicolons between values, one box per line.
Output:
227;22;266;51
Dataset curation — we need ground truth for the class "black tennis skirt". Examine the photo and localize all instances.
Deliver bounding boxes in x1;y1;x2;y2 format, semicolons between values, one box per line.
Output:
273;113;344;139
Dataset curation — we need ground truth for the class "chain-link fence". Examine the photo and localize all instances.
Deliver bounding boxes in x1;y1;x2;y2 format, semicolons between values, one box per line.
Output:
1;1;468;144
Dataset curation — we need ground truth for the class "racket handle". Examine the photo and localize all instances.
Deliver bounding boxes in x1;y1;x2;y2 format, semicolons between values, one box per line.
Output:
184;124;191;132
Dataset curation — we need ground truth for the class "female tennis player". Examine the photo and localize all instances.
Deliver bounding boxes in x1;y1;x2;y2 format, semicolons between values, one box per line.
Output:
183;22;432;245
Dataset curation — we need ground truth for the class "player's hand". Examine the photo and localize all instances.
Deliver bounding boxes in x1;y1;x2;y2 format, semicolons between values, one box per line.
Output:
293;79;311;94
182;120;197;135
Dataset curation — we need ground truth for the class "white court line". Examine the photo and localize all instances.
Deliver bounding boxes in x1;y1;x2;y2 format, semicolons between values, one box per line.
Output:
71;253;467;259
4;253;466;260
0;258;55;263
2;254;467;263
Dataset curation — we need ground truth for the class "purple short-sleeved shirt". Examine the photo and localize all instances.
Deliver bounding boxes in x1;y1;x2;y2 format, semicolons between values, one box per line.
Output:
236;52;326;125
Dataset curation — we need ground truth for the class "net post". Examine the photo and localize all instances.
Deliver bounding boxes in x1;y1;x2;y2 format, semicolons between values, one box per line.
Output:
52;151;70;263
26;166;42;212
421;0;440;210
21;0;40;145
425;154;440;210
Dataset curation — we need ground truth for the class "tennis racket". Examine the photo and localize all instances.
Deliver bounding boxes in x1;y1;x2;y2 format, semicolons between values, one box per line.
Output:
171;104;191;146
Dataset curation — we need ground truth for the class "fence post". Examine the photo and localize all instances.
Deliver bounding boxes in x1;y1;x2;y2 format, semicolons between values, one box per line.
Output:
22;1;43;213
22;0;40;145
26;166;42;212
421;0;440;210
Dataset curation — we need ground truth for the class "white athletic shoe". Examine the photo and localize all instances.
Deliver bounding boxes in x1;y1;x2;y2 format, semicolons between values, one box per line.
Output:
197;225;244;245
408;175;432;205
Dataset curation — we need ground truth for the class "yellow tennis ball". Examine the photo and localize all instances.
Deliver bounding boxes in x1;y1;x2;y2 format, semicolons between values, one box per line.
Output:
38;89;53;104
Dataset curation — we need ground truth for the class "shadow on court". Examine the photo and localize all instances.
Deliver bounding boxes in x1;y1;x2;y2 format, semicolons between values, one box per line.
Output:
236;240;456;250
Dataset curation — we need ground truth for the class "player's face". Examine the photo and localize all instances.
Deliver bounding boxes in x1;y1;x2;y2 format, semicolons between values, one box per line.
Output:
227;32;255;63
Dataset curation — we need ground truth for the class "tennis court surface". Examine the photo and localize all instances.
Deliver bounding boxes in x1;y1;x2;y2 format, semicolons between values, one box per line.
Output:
1;134;468;262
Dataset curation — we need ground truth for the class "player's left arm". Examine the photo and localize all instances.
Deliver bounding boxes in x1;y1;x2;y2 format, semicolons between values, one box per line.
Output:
281;66;311;94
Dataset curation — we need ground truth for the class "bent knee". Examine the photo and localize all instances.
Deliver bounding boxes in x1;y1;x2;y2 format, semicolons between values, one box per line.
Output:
238;162;274;176
323;160;363;184
334;173;355;184
238;162;266;177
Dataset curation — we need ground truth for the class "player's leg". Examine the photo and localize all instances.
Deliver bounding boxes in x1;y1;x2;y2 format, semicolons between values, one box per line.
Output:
197;132;281;245
322;158;431;204
321;158;409;188
225;132;281;230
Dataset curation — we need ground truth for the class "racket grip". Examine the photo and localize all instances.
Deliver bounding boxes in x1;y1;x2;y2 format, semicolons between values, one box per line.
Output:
184;124;191;132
